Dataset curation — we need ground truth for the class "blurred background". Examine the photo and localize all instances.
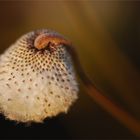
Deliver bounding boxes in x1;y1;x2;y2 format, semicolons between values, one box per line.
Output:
0;1;140;139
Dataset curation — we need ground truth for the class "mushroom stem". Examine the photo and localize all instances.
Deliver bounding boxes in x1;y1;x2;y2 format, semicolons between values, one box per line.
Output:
67;46;140;137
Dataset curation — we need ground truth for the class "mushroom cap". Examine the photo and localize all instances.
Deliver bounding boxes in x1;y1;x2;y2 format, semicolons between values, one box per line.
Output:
0;29;78;123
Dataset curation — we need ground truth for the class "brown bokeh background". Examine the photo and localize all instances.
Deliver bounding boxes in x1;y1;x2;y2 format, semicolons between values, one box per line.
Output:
0;1;140;139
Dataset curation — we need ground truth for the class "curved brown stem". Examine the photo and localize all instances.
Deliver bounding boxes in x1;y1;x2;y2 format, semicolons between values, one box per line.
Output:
67;46;140;137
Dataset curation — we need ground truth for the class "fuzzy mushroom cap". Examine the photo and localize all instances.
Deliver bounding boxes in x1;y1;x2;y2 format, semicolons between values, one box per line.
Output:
0;29;78;123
